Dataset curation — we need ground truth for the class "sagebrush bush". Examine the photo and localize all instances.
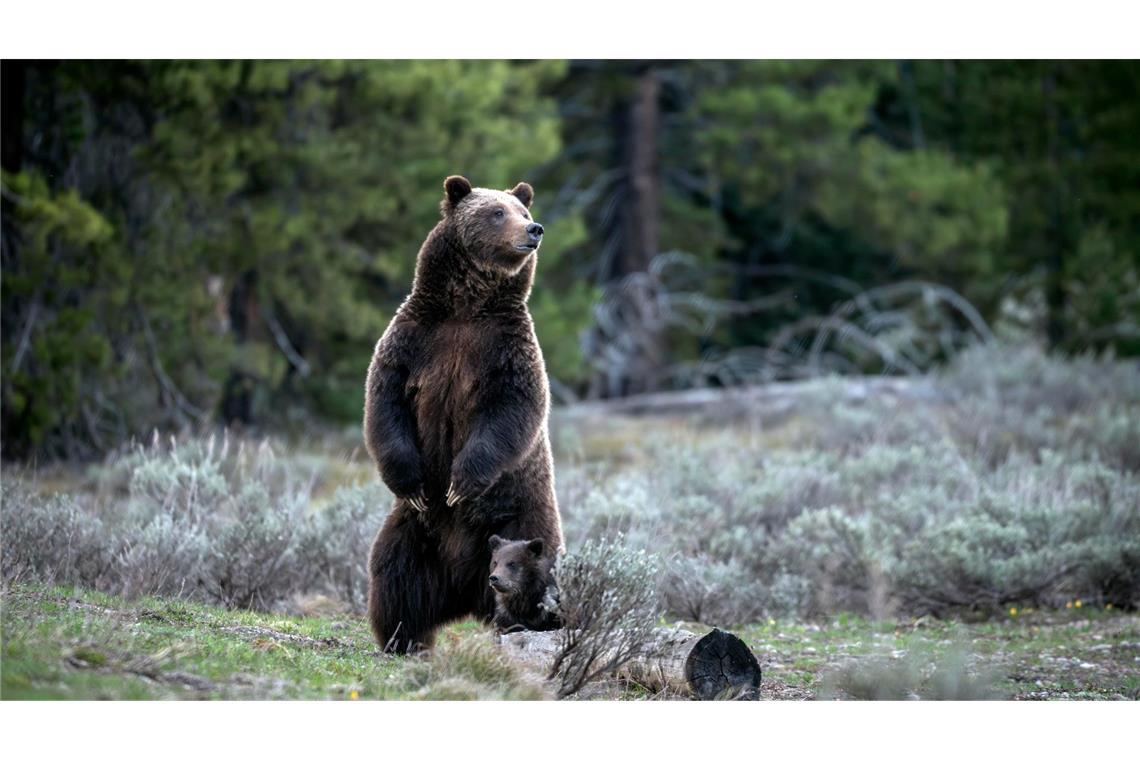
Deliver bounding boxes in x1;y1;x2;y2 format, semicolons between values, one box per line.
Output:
3;344;1137;625
658;555;772;626
550;537;661;698
295;483;384;611
1;484;114;588
201;484;306;609
555;344;1140;621
117;513;207;599
819;646;999;700
939;344;1140;414
2;434;390;613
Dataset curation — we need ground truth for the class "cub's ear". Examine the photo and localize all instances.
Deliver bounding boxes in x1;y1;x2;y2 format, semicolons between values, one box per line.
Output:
509;182;534;209
444;175;473;207
526;539;545;558
489;535;504;552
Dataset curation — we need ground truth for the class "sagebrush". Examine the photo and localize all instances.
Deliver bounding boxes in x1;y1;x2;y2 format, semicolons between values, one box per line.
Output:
555;344;1140;623
3;344;1137;626
3;435;384;613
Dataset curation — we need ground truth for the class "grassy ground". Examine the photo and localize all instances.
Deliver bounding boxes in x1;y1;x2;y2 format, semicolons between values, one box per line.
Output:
3;582;1136;700
742;609;1140;700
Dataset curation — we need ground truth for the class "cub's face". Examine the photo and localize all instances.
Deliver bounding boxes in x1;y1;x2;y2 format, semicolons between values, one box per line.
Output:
443;176;544;275
488;535;546;596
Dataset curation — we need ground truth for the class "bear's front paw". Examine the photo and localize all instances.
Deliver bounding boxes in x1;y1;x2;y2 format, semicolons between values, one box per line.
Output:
447;450;495;508
445;476;490;508
405;489;428;513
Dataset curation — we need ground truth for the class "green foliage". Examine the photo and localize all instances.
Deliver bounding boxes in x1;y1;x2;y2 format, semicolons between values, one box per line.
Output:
695;61;887;203
3;61;572;455
694;61;1011;303
817;144;1008;295
1;169;119;455
909;61;1140;351
527;213;597;385
4;60;1138;458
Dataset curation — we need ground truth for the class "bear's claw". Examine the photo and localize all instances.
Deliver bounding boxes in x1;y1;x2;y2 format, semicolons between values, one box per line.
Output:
446;482;463;508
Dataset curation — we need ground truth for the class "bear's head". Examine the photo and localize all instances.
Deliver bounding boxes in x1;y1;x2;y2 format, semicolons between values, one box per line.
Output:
441;175;543;276
488;534;549;596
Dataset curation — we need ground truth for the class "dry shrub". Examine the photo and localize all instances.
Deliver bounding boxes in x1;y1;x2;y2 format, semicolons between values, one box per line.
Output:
819;646;1000;700
556;344;1140;621
391;636;546;700
2;434;389;613
549;537;661;698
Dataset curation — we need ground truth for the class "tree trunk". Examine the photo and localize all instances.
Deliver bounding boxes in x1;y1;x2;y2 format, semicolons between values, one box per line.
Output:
1042;66;1075;350
498;626;762;700
1;61;25;173
898;60;926;149
591;64;666;398
622;68;661;279
221;268;258;426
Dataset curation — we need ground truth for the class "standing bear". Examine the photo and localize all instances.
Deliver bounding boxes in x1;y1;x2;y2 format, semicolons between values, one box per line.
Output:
364;175;564;652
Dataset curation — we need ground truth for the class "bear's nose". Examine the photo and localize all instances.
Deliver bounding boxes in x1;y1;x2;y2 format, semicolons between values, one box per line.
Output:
526;223;544;240
489;574;500;584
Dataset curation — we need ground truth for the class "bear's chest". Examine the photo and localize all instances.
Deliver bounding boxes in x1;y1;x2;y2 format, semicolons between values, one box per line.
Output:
408;322;496;439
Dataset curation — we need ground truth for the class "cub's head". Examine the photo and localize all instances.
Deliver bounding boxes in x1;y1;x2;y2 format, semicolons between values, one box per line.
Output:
488;534;549;596
442;175;543;275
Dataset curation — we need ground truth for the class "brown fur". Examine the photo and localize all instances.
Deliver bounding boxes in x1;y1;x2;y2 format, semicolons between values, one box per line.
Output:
488;535;561;634
365;175;563;652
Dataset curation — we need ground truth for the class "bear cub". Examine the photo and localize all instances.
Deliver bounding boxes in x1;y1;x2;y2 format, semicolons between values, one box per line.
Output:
488;535;562;634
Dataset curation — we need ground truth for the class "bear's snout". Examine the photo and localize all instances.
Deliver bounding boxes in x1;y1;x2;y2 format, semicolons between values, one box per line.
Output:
489;574;514;593
526;222;544;242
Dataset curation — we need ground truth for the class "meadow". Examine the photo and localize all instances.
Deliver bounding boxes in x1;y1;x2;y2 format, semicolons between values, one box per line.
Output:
3;344;1138;700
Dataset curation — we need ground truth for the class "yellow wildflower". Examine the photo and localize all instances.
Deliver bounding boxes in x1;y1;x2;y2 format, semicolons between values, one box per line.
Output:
1106;603;1113;610
1074;599;1082;609
1009;607;1018;617
349;690;359;700
1065;601;1073;609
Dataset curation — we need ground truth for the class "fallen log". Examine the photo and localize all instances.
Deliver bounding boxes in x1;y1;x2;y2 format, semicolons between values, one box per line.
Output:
498;626;762;700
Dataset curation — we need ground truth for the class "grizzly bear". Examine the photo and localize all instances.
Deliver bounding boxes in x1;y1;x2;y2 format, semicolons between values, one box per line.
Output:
364;175;564;653
488;535;561;634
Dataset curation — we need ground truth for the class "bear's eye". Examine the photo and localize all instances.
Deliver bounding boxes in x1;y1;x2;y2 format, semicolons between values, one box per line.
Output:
507;562;517;570
494;209;505;219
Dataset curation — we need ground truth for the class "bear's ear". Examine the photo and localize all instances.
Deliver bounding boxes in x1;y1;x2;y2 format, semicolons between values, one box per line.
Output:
444;175;473;207
526;539;545;558
509;182;534;209
489;535;504;552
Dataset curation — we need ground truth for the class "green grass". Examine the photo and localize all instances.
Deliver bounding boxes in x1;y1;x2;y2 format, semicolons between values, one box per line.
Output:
0;583;537;700
741;608;1140;700
4;582;1137;700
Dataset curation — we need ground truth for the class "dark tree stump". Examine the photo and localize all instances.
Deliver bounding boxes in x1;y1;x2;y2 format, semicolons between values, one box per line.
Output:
683;628;763;700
